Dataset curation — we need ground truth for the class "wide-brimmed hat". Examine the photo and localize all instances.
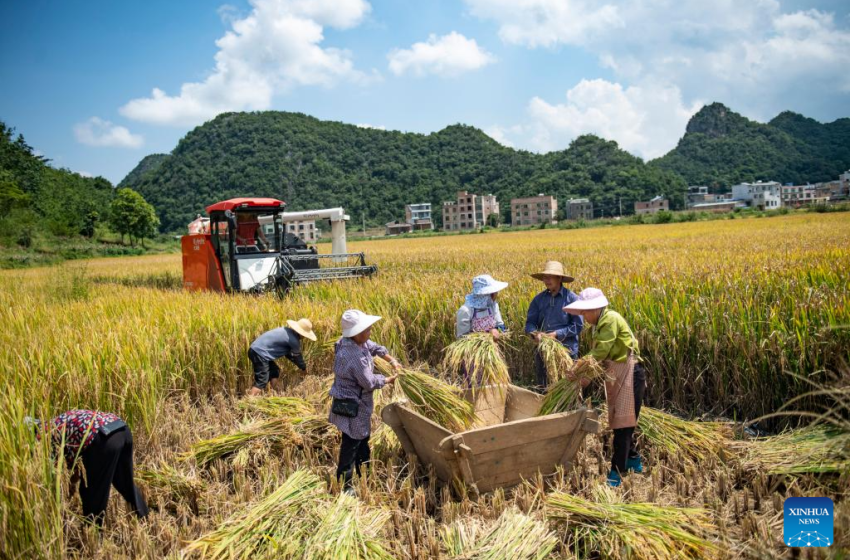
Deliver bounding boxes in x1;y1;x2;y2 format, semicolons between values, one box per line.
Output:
287;318;317;341
471;274;509;295
563;288;609;314
341;309;382;338
530;261;574;283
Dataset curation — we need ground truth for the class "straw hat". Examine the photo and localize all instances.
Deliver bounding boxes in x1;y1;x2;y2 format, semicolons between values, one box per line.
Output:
286;318;317;341
341;309;382;338
471;274;509;295
530;261;574;283
563;288;609;314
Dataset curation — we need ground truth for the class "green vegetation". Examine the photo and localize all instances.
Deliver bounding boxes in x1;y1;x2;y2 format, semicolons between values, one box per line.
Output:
0;120;167;268
653;102;850;187
120;112;687;231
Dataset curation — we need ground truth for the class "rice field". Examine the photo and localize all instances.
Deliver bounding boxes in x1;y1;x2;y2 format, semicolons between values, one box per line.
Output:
1;213;849;559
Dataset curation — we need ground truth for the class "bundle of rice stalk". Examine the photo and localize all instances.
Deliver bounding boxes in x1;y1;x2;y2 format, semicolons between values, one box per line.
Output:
376;359;477;431
547;485;720;560
183;470;323;560
440;519;480;557
371;424;401;460
442;332;511;389
189;417;302;466
572;356;605;380
303;493;394;560
238;396;314;418
292;415;337;446
449;508;557;560
137;462;205;502
740;425;850;475
537;360;607;416
636;407;733;464
536;335;574;384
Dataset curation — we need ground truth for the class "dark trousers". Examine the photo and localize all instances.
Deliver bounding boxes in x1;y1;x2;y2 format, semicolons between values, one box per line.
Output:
79;429;148;526
611;362;646;474
249;348;280;389
533;346;578;392
336;433;371;488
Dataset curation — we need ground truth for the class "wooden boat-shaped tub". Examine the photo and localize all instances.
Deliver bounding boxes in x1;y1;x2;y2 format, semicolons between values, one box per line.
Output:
381;384;600;493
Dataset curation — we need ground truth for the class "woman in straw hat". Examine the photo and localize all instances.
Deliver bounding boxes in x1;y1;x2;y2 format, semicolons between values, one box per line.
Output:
563;288;646;487
329;309;402;492
246;318;317;397
524;261;584;391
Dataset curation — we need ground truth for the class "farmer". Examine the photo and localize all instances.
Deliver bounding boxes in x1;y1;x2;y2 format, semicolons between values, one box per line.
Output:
563;288;646;488
524;261;583;391
328;309;402;492
455;274;508;339
246;318;316;397
27;409;148;526
234;211;269;252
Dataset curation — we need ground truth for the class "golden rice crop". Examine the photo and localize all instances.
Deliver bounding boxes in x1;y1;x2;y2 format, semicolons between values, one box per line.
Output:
183;470;322;559
547;485;720;560
1;213;849;559
303;493;394;560
238;395;314;417
536;335;575;384
446;508;558;560
538;357;607;416
636;407;734;464
375;359;477;431
740;425;850;475
189;417;303;466
442;332;511;389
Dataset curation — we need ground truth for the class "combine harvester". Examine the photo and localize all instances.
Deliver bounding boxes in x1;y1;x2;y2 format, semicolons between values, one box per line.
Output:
182;197;377;294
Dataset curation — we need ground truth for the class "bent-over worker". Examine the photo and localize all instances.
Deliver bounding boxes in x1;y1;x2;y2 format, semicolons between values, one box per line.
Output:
563;288;646;488
525;261;583;390
29;409;149;526
247;318;316;397
328;309;401;492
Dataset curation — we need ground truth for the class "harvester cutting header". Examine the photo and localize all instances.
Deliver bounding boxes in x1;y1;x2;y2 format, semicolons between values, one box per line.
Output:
182;197;377;294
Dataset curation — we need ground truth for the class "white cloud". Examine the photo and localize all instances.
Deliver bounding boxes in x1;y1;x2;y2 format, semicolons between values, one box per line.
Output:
465;0;850;120
388;32;496;77
356;123;386;130
77;171;94;178
493;79;701;159
73;117;144;148
483;125;517;147
120;0;373;127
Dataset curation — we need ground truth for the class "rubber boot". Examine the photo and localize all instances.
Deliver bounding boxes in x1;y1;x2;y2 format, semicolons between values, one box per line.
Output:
626;456;643;473
607;470;622;487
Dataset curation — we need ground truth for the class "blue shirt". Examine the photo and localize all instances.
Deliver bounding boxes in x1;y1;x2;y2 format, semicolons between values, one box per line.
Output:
250;327;306;369
524;287;584;356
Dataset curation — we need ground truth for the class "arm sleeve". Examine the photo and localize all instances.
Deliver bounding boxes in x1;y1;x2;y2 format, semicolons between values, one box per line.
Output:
524;296;539;334
349;360;387;392
285;352;307;371
588;319;617;362
493;303;506;331
365;339;389;358
456;306;472;338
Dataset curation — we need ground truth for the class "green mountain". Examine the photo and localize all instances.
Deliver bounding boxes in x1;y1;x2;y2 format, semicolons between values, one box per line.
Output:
121;111;686;231
651;103;850;187
117;153;168;189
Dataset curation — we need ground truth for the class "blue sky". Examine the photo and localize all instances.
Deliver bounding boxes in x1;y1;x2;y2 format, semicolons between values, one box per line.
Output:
1;0;848;184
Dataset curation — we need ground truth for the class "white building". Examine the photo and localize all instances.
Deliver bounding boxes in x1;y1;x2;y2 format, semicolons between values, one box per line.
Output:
780;185;830;206
405;203;434;230
285;220;319;243
731;181;782;210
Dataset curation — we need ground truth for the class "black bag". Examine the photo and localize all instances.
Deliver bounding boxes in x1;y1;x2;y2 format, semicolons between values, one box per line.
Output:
331;398;359;418
98;419;127;437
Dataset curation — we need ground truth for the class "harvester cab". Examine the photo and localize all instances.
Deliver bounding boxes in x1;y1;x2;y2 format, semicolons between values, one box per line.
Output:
181;197;376;294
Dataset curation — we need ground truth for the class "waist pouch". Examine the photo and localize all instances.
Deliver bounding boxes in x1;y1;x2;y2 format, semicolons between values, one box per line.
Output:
98;419;127;437
331;397;359;418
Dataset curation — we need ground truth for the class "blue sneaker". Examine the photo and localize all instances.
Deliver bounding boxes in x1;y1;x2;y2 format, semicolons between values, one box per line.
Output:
607;470;622;487
626;456;644;473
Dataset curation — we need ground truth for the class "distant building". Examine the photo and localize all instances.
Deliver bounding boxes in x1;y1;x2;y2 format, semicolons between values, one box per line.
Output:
442;191;500;231
385;220;413;236
634;196;669;215
781;185;829;206
511;194;557;226
731;181;782;210
285;220;319;243
841;170;850;190
566;198;593;221
405;203;434;231
687;186;729;207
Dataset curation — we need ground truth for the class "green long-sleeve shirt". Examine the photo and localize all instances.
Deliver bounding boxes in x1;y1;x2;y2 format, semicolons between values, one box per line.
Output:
586;309;639;363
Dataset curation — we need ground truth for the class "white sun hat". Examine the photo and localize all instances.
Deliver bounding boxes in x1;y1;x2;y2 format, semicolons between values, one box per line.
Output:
341;309;382;338
563;287;609;314
471;274;509;295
